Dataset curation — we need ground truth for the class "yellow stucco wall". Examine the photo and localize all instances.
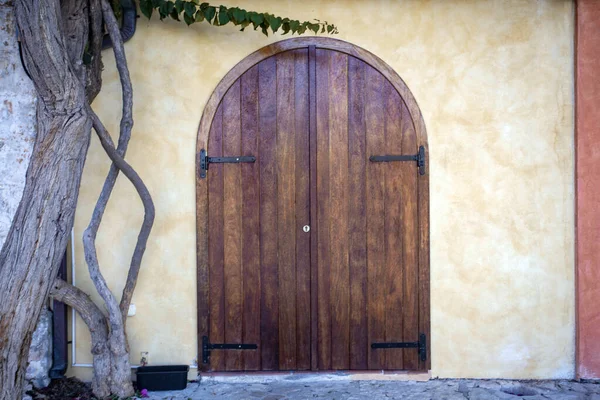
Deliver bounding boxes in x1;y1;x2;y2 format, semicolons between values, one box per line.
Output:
70;0;575;380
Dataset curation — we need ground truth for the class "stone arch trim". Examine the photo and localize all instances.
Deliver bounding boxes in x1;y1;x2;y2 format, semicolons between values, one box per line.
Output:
195;37;427;154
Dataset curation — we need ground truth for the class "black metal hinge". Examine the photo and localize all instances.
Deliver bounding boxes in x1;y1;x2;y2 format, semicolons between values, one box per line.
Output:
202;336;257;364
371;333;427;362
199;149;256;179
370;145;426;176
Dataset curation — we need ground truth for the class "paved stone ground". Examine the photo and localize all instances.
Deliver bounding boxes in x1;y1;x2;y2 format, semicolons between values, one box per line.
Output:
143;378;600;400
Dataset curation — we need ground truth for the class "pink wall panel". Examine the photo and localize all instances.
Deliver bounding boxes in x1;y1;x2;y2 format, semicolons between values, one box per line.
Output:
576;0;600;380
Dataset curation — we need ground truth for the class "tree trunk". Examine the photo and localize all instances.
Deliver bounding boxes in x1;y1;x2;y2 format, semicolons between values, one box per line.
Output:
0;109;91;400
0;1;92;399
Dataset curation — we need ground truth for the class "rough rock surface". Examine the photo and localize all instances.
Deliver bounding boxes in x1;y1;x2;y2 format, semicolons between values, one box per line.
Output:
1;3;45;397
0;0;37;249
142;377;600;400
25;310;53;389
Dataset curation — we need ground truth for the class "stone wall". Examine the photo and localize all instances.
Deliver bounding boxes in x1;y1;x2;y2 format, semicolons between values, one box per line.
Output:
25;309;53;389
1;1;52;392
0;0;36;248
72;0;575;379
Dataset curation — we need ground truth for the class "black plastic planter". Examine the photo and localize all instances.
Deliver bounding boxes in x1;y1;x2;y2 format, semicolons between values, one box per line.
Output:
136;365;189;391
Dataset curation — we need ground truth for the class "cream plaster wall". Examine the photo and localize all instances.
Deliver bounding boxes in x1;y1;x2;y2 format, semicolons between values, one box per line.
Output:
69;0;575;380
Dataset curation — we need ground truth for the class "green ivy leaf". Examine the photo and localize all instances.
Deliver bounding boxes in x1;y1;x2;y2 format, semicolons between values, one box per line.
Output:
184;11;194;25
262;13;272;26
158;1;168;19
184;1;196;17
204;5;216;22
260;21;269;36
139;0;153;19
270;16;282;32
239;20;250;31
140;2;339;37
232;8;246;24
249;12;263;29
174;0;184;14
218;6;229;25
165;0;175;14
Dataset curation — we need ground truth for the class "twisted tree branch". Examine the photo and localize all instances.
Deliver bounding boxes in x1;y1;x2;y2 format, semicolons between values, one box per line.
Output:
77;2;152;396
76;4;152;397
49;279;111;397
84;107;155;332
82;0;153;329
85;104;154;397
98;0;145;325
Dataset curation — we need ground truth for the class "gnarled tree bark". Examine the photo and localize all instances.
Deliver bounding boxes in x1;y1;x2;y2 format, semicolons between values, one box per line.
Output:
0;0;152;398
2;0;319;397
0;1;93;399
49;279;111;398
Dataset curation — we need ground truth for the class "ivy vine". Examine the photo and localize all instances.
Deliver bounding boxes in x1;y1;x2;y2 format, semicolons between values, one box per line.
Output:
138;0;339;36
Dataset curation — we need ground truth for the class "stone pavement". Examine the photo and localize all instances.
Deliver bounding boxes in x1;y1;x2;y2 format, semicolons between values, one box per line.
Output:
143;376;600;400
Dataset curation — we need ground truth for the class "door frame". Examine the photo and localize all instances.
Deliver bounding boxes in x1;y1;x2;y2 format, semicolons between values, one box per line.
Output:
196;37;430;371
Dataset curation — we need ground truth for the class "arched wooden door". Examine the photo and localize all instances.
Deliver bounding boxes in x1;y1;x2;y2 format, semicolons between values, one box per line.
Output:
197;38;429;372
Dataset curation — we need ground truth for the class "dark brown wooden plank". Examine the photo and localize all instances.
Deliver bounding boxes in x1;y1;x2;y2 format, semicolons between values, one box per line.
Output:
347;56;368;370
418;149;430;372
277;51;297;370
241;65;261;370
365;66;386;370
294;48;311;371
208;106;225;371
315;48;331;370
197;138;209;372
308;45;319;372
383;81;404;370
259;56;279;370
329;50;350;370
398;100;419;370
198;39;430;374
223;80;243;371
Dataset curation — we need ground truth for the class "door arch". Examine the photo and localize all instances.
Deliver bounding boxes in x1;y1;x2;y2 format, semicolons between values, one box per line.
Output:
196;37;429;372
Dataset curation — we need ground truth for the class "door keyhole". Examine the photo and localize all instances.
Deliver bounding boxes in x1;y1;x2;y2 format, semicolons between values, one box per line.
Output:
303;225;310;233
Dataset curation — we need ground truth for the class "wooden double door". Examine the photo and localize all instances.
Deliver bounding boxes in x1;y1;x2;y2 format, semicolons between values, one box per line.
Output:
197;40;429;372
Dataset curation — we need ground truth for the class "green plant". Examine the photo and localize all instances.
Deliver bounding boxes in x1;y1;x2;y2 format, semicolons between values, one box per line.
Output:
138;0;338;35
